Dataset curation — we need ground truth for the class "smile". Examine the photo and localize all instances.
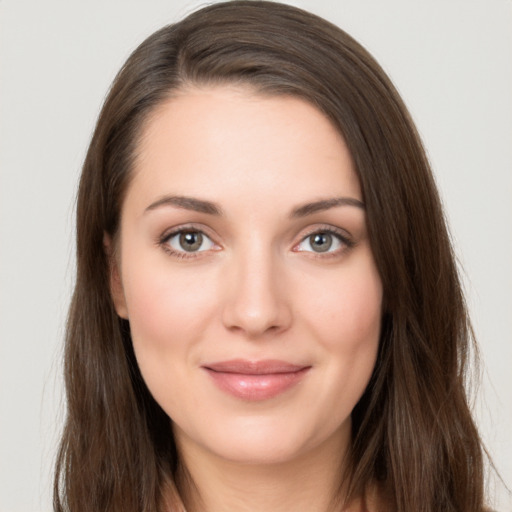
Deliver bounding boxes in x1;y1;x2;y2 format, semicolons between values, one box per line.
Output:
202;359;311;401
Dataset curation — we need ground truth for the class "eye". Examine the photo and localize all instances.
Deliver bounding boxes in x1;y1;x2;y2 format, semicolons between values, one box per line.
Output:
295;229;351;254
165;230;216;253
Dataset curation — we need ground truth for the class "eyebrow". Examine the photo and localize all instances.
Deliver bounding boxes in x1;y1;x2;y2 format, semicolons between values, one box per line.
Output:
144;195;223;215
144;194;364;217
291;197;365;217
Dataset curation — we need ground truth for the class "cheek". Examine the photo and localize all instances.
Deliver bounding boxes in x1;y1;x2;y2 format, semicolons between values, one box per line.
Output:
120;256;218;366
299;253;382;404
304;256;382;351
120;257;222;417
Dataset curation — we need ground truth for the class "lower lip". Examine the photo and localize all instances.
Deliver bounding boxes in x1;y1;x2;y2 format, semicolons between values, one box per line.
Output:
204;367;310;401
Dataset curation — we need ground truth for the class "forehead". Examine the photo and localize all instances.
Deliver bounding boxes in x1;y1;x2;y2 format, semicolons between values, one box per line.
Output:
127;85;361;213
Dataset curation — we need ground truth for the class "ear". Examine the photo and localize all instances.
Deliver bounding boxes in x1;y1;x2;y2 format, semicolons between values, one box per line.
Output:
103;232;129;319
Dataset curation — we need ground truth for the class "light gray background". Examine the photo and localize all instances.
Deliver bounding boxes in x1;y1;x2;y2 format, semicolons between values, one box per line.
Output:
1;1;511;511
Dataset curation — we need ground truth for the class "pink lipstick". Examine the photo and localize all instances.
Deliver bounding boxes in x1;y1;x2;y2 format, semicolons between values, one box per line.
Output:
202;359;310;401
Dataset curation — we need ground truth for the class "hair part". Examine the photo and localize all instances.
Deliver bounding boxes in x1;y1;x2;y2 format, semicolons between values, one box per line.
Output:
55;2;485;511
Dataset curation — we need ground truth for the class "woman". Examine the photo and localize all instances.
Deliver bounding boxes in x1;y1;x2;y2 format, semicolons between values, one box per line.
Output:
54;2;488;511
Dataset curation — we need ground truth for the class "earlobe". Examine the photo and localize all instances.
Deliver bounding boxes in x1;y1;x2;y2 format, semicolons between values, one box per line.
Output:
103;232;129;319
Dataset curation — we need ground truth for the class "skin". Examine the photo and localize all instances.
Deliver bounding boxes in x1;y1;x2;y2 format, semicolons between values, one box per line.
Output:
109;86;383;512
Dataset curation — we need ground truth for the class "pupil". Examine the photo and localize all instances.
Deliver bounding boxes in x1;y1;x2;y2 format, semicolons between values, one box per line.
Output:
311;233;332;252
180;231;203;251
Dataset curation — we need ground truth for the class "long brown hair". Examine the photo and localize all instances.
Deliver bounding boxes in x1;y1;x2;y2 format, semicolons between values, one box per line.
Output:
54;2;486;511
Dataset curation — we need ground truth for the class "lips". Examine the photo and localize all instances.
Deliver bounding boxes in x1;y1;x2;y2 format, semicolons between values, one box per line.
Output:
202;359;311;401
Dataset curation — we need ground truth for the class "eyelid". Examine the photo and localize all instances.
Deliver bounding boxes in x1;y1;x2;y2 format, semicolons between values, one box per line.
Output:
159;222;218;242
157;222;355;259
292;224;355;255
158;224;221;258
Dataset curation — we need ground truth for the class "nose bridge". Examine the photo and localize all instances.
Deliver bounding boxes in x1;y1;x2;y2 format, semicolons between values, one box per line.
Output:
221;235;291;337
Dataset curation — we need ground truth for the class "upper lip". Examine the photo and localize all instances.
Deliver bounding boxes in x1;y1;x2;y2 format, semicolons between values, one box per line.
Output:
203;359;309;375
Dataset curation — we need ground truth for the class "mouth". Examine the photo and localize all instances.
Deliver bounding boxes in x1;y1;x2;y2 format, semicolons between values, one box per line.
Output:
202;359;311;401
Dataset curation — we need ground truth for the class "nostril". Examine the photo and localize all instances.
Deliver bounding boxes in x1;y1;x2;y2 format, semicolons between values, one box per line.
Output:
222;301;292;338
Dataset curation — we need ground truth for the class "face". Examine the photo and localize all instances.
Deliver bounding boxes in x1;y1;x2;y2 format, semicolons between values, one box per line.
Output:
110;86;382;467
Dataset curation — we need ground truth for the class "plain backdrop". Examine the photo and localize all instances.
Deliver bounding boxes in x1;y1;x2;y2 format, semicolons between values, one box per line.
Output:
1;1;511;511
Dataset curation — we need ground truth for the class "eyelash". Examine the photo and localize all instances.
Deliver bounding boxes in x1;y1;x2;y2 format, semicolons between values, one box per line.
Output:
293;226;355;258
158;225;355;260
158;225;218;259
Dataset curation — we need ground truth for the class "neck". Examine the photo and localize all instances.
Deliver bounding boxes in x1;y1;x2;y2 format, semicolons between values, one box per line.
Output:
173;426;365;512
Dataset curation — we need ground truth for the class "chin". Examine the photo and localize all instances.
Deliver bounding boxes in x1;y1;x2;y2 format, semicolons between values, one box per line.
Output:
216;437;304;465
177;413;349;467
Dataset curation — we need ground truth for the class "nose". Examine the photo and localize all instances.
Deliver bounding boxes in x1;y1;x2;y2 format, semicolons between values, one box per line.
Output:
221;244;292;338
